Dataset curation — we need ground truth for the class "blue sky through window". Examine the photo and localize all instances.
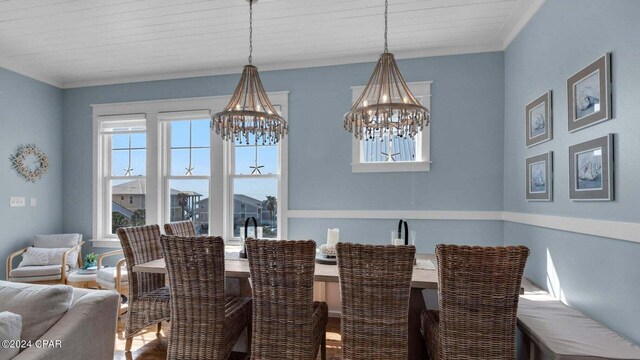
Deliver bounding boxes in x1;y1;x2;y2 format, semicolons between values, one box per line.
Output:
111;118;277;201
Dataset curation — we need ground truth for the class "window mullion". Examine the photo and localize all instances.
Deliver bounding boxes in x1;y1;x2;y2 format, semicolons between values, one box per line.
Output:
146;112;160;227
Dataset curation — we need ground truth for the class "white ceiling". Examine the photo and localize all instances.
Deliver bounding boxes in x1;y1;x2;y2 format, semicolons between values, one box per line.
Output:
0;0;545;88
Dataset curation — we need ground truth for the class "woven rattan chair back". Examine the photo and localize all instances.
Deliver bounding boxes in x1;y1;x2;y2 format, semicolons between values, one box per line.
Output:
336;243;416;360
246;238;320;359
117;225;165;301
436;244;530;359
164;220;197;237
160;235;230;360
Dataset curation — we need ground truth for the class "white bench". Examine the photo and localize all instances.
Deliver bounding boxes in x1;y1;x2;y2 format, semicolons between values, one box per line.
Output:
517;281;640;360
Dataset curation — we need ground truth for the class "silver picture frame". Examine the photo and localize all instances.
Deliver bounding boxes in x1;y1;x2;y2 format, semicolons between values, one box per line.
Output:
567;53;612;132
526;152;553;201
526;91;553;147
569;134;614;201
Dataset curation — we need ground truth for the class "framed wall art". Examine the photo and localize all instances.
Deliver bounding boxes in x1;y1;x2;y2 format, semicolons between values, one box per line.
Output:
526;152;553;201
567;53;612;132
569;134;614;201
526;91;553;147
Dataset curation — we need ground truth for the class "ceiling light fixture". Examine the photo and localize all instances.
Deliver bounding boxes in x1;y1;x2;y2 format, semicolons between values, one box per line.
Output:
344;0;429;141
211;0;287;145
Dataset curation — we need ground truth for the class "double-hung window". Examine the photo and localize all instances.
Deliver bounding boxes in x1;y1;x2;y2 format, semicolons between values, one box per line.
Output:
159;111;212;235
94;114;147;240
351;81;432;173
92;94;288;247
229;107;284;239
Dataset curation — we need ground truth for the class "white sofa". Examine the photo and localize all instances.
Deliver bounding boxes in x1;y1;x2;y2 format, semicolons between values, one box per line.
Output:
0;281;119;360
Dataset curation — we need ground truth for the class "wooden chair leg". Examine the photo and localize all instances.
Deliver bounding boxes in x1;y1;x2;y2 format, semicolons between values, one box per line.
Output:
125;337;133;352
246;322;252;356
321;331;327;360
157;322;162;334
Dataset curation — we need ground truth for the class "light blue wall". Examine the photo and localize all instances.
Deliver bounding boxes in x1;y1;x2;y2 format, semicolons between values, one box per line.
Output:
61;52;506;254
0;68;63;280
503;0;640;344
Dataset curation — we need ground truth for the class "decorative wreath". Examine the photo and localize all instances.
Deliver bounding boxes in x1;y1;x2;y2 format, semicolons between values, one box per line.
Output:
10;144;49;183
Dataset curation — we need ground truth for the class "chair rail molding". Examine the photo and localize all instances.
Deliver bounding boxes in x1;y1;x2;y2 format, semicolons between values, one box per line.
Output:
288;210;640;244
91;210;639;248
502;212;640;244
287;210;503;221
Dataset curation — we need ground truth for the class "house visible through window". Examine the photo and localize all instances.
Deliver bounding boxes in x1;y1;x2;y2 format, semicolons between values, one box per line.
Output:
96;114;147;236
231;124;280;239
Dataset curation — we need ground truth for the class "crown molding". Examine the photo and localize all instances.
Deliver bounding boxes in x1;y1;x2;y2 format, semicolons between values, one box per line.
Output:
0;54;62;88
499;0;547;48
61;42;502;89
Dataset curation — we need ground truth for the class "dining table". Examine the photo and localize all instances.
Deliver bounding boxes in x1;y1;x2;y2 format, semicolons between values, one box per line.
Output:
133;248;438;360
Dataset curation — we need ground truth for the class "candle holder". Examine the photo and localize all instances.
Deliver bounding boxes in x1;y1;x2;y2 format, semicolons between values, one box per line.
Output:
240;217;262;259
391;219;415;246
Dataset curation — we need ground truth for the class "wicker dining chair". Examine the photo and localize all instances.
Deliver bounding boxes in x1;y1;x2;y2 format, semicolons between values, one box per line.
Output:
117;225;171;352
246;238;328;360
164;220;197;237
421;244;530;360
160;235;252;360
336;243;416;360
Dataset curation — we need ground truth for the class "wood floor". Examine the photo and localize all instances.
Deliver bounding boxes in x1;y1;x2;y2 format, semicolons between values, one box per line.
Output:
114;316;343;360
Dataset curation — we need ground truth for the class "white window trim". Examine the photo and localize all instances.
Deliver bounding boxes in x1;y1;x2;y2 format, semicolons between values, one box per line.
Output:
91;93;289;248
350;81;432;173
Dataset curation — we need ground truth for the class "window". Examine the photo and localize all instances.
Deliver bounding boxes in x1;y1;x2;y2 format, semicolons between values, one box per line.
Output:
351;81;432;172
94;114;147;238
160;112;212;236
230;128;281;239
92;95;288;247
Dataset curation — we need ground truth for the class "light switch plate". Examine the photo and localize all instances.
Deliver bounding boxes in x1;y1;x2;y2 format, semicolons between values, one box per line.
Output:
30;197;37;207
10;197;25;207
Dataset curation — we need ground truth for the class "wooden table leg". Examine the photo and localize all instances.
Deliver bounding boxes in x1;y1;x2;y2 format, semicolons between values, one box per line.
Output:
239;278;252;297
408;288;427;360
225;277;253;298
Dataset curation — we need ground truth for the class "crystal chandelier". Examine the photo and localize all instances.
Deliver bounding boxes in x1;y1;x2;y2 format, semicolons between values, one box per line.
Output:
211;0;287;145
344;0;430;141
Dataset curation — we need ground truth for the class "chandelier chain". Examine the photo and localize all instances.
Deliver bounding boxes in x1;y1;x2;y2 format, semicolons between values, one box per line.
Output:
249;0;253;65
211;0;288;144
384;0;388;53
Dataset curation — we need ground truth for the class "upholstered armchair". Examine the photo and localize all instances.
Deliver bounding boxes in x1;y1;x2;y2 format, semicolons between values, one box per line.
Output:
96;249;129;318
6;234;84;284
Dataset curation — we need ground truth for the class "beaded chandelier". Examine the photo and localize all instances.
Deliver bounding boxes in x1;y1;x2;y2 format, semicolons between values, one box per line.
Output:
211;0;287;145
344;0;430;141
